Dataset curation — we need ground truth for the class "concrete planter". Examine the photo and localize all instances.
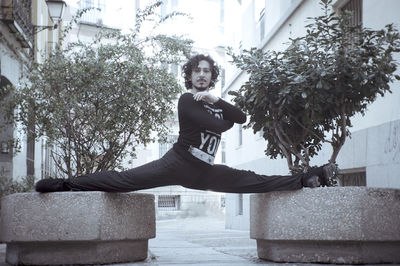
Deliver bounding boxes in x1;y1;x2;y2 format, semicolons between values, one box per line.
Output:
250;187;400;264
0;192;155;265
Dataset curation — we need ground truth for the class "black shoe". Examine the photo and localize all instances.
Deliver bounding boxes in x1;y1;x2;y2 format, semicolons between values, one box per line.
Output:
35;178;70;193
306;163;337;187
302;175;321;188
321;163;337;186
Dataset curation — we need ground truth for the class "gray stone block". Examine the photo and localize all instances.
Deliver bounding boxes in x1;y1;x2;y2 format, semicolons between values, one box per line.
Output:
0;192;155;265
250;187;400;264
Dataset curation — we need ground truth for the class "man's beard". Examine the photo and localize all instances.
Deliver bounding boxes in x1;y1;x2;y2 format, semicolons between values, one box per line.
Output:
193;84;209;91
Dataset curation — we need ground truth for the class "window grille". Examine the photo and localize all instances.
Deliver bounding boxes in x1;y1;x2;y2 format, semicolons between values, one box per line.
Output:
338;167;366;186
158;195;180;211
341;0;362;27
43;142;55;178
220;195;226;208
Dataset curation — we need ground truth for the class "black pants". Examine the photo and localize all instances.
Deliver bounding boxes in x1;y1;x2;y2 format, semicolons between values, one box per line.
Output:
66;149;303;193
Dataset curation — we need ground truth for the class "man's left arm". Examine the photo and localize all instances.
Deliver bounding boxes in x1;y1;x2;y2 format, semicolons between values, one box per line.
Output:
214;98;246;124
193;92;247;124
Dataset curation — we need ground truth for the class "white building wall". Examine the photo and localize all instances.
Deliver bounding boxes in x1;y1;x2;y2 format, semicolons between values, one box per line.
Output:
0;37;28;180
225;192;250;230
223;0;400;230
349;0;400;131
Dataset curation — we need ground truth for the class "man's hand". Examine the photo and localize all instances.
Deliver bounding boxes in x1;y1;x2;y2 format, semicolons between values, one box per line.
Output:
193;91;219;104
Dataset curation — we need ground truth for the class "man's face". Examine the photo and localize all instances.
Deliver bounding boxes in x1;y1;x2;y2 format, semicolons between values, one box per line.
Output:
191;60;212;91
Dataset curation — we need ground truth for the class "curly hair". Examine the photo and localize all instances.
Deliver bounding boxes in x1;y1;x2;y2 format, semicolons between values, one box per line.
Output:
182;54;219;90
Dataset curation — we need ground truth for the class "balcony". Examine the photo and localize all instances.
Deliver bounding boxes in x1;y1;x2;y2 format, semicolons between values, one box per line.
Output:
0;0;33;48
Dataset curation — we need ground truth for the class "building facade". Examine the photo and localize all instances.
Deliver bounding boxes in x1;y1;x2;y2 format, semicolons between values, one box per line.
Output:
222;0;400;230
0;0;62;181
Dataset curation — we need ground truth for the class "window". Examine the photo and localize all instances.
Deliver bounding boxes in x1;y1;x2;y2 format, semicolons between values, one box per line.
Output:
161;0;179;17
220;68;226;89
1;142;10;154
220;195;226;208
221;140;226;164
158;195;181;210
81;0;94;8
0;76;13;161
338;167;366;186
43;142;56;179
237;193;243;215
341;0;362;27
238;124;243;146
79;0;105;25
259;8;265;41
255;0;265;41
27;115;35;177
340;0;362;50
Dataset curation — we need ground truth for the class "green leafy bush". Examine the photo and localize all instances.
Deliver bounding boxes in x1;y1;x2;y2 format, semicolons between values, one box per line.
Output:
0;171;35;201
6;1;193;178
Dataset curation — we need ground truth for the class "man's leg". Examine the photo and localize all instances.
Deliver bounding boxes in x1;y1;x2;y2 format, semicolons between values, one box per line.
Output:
35;149;193;192
186;164;304;193
186;163;336;193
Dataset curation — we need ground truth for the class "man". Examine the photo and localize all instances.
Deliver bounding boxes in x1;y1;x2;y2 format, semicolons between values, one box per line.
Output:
36;54;335;193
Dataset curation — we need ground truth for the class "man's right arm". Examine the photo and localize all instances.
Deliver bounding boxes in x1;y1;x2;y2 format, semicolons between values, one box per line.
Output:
179;93;234;133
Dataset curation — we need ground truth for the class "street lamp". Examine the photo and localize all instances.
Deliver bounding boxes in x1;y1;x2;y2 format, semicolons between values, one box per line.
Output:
34;0;66;34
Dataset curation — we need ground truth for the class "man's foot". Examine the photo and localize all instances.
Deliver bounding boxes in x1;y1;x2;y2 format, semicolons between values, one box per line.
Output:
35;178;70;193
302;175;321;188
305;163;337;187
320;163;337;186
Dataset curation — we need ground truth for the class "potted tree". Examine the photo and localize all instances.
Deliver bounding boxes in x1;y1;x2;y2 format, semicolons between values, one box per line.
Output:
229;0;400;178
232;2;400;263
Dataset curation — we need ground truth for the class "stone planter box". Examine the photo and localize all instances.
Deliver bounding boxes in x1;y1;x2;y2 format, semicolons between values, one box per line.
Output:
250;187;400;264
0;192;155;265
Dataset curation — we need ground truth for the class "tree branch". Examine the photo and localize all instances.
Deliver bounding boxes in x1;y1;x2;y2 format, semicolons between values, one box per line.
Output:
330;105;347;163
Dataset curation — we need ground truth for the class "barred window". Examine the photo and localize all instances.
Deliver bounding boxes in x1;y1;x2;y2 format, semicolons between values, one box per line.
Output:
338;167;366;186
158;195;181;211
341;0;362;27
220;195;226;208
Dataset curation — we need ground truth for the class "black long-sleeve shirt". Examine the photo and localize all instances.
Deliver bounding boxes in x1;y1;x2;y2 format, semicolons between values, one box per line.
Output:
173;92;246;166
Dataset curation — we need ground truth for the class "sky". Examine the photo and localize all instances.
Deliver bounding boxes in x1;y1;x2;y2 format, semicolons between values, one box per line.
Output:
64;0;225;51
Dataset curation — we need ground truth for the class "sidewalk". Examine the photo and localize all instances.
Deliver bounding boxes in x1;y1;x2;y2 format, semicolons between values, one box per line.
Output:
0;216;276;266
133;216;263;266
1;216;391;265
